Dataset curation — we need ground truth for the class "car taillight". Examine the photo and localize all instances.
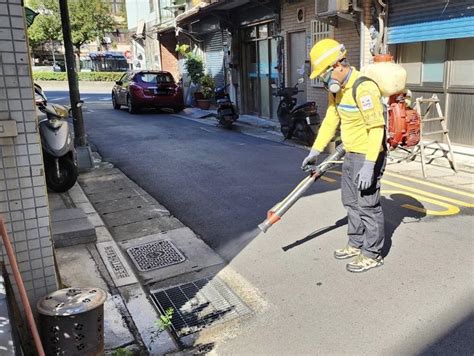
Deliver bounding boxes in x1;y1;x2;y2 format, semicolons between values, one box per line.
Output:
130;84;143;95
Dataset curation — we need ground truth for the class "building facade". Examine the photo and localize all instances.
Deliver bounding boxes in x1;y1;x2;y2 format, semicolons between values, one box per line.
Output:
280;0;370;116
0;0;57;304
125;0;473;148
387;0;474;147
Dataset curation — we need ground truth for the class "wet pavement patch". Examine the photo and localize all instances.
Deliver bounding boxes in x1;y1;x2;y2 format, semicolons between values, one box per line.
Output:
126;240;186;272
151;276;251;337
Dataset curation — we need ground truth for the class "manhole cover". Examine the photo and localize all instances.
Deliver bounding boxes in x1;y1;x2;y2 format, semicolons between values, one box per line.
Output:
126;240;185;272
151;276;251;336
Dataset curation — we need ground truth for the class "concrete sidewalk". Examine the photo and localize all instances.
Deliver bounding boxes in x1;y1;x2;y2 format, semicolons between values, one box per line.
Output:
49;153;255;354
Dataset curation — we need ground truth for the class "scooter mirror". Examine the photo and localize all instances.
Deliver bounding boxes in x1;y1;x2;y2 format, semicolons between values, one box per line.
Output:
76;100;84;108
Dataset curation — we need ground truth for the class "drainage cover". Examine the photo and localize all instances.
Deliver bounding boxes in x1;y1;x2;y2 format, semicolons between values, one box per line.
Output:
126;240;185;272
151;276;251;336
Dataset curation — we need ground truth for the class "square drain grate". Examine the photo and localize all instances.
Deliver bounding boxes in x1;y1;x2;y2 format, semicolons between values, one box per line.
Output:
151;276;251;336
126;240;185;272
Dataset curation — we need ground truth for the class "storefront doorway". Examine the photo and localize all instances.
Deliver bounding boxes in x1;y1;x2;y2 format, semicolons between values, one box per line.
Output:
242;23;280;119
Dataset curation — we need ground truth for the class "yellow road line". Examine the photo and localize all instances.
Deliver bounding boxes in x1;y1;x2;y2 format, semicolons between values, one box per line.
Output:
321;176;337;183
382;190;460;216
382;179;474;208
384;171;474;198
326;169;473;208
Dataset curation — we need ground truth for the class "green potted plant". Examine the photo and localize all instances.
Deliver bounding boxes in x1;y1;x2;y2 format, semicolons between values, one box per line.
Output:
196;74;215;110
176;44;205;101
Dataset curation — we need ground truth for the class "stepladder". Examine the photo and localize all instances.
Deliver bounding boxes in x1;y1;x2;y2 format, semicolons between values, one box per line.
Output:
411;94;458;178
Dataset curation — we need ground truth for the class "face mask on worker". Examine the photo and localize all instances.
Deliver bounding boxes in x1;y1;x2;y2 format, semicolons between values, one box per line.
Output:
321;67;341;94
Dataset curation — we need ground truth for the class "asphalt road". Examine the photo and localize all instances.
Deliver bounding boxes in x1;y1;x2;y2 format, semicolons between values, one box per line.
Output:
47;91;342;260
46;90;474;354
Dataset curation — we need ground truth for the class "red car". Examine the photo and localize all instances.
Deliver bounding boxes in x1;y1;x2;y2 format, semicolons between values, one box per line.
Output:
112;71;184;114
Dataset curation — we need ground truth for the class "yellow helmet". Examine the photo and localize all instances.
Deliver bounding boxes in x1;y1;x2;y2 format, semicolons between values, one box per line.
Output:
309;39;347;80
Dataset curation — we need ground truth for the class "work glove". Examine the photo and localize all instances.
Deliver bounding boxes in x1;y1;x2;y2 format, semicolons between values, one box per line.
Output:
301;149;321;171
356;160;375;191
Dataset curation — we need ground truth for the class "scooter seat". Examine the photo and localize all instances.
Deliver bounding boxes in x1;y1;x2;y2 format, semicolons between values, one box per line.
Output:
292;101;316;113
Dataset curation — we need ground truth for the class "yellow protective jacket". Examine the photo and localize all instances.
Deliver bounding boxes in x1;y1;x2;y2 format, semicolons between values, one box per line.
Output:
312;68;385;162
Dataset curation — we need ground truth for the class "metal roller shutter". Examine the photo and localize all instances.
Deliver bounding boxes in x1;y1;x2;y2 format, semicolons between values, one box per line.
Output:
387;0;474;44
204;31;225;88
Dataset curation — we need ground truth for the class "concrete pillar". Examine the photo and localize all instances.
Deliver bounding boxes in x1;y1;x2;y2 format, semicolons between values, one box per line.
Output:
0;0;58;304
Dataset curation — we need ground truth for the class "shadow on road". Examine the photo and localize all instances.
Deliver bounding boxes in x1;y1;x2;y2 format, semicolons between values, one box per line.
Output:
381;193;427;257
282;216;348;252
419;311;474;355
280;193;427;257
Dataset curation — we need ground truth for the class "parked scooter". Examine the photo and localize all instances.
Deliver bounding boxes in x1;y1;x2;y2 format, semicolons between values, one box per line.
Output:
34;84;79;193
215;84;238;129
272;78;320;146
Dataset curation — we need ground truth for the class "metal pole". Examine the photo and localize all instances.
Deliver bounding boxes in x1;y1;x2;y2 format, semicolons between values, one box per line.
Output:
50;38;56;68
58;0;86;147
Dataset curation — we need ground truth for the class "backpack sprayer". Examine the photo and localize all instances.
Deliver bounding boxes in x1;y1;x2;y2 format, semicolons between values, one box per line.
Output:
258;144;346;233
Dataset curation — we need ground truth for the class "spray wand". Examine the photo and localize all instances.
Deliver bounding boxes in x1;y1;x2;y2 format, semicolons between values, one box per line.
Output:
258;144;346;233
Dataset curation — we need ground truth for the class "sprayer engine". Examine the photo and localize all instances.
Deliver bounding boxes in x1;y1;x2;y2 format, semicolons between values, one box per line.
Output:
387;94;420;149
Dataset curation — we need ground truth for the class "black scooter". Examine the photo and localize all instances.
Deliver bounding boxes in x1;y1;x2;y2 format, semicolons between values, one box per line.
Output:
273;78;320;146
215;84;238;129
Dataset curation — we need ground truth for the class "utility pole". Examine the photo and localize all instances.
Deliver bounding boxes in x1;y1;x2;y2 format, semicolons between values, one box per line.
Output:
58;0;93;169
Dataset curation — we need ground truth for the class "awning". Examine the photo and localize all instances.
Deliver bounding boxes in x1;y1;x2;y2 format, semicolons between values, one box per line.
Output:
25;7;38;28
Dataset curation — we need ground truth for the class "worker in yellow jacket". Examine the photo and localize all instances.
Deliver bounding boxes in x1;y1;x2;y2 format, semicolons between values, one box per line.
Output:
302;39;386;273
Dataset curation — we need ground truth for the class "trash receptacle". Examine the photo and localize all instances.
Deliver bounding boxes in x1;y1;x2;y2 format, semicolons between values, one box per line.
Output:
37;287;106;356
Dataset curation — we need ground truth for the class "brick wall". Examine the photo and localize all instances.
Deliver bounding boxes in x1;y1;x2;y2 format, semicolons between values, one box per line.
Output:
281;0;370;115
0;0;57;304
159;32;178;79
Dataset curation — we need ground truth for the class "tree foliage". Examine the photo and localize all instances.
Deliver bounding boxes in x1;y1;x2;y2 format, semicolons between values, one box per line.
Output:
69;0;116;52
26;0;62;48
26;0;116;52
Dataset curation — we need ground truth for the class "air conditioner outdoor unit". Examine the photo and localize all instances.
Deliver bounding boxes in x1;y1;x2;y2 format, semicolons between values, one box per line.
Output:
316;0;350;17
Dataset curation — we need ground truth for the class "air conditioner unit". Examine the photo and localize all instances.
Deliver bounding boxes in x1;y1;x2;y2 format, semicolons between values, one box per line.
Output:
296;7;305;23
316;0;350;18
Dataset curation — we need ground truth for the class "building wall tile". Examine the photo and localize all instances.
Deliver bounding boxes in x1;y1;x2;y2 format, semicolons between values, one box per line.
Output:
0;0;57;304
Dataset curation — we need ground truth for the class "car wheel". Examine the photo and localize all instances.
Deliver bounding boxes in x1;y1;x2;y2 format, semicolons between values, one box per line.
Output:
112;93;120;110
127;95;139;114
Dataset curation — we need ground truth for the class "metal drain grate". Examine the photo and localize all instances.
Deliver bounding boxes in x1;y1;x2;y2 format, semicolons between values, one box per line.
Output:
126;240;185;272
151;276;251;336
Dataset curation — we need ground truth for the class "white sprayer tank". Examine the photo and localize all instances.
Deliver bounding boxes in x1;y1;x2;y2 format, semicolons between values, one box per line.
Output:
361;54;407;97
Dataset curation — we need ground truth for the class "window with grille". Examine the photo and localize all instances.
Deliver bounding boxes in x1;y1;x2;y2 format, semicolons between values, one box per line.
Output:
310;20;333;87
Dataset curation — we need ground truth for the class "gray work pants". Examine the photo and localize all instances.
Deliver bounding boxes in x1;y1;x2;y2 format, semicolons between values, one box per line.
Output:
341;152;386;259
